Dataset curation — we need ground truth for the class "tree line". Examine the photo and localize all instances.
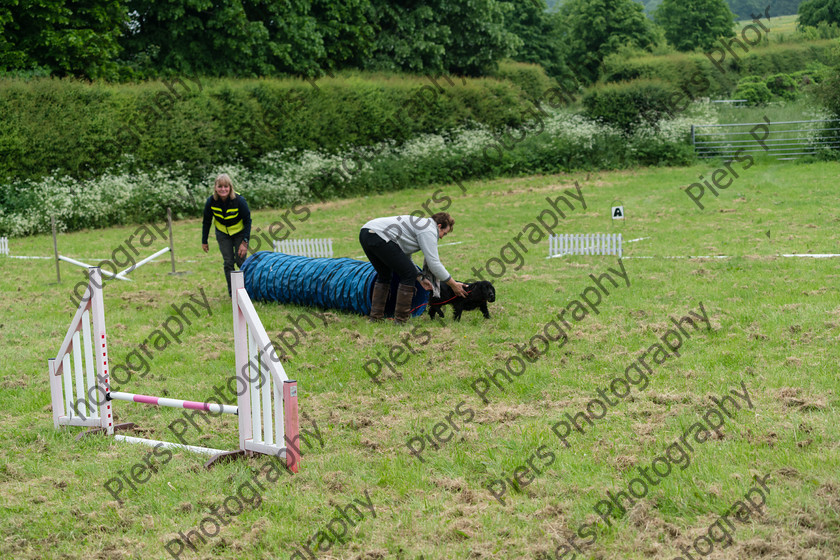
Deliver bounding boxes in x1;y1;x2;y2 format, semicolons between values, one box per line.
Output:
1;0;837;84
546;0;808;19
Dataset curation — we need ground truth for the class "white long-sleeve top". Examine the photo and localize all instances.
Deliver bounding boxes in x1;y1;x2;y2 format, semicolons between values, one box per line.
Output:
362;215;451;282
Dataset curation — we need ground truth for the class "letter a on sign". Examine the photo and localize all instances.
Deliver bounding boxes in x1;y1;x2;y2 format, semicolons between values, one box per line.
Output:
612;206;625;220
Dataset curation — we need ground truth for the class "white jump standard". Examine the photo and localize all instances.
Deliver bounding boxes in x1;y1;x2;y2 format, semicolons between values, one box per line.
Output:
274;238;333;258
48;268;301;470
548;233;623;258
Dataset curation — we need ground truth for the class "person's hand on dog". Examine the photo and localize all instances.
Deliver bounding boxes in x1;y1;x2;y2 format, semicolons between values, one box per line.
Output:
448;278;468;298
420;278;434;291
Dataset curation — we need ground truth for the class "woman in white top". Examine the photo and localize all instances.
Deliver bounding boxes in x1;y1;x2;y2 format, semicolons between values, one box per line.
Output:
359;212;467;323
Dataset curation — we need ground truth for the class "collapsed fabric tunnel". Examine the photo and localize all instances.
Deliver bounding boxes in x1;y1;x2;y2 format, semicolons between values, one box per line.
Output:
241;251;430;317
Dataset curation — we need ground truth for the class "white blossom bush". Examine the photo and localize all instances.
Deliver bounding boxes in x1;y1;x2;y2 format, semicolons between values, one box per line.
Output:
2;105;701;237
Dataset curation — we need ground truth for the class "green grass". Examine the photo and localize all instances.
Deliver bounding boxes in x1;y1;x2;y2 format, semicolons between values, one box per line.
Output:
739;14;799;39
1;160;839;560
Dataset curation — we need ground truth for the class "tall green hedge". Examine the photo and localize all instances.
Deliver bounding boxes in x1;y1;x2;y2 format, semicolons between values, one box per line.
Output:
0;73;534;182
582;80;679;132
492;60;563;100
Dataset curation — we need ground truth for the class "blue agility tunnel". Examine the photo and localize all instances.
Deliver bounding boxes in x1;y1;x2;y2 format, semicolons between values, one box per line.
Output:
241;251;429;317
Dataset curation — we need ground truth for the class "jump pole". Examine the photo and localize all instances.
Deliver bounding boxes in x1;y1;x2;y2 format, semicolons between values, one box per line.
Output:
113;435;229;456
59;255;129;281
113;247;170;280
53;211;176;281
107;391;238;415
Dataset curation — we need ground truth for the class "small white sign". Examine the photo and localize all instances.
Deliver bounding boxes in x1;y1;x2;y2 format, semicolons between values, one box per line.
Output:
612;206;625;220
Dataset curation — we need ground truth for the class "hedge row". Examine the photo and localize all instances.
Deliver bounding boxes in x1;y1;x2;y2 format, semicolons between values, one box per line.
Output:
0;69;550;183
600;40;837;99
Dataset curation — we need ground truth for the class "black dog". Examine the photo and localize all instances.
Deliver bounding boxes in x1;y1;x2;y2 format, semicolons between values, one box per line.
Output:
427;281;496;321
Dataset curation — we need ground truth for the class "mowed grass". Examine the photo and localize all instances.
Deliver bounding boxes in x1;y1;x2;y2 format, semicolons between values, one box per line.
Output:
1;159;839;560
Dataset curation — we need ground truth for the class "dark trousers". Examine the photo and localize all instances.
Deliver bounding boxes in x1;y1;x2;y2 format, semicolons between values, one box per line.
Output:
216;229;247;294
359;229;416;287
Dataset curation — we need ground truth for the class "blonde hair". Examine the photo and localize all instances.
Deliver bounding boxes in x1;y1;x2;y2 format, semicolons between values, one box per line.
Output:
212;173;236;200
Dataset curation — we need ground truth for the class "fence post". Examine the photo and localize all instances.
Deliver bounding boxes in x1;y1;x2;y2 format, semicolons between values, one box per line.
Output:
52;216;61;283
167;208;176;274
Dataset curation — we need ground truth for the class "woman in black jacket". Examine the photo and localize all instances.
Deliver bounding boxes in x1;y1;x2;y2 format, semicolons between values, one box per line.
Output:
201;173;252;295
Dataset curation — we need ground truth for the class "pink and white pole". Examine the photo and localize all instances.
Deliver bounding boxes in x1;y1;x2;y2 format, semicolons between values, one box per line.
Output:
108;391;238;415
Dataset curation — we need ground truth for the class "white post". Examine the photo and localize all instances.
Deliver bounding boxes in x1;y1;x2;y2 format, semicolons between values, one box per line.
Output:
249;329;262;444
262;352;273;446
82;311;96;414
73;331;87;419
63;354;73;419
283;380;300;473
89;268;113;434
232;271;252;452
49;359;64;428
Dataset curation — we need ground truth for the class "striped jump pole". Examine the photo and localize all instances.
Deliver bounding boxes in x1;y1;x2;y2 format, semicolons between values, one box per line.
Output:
107;392;238;415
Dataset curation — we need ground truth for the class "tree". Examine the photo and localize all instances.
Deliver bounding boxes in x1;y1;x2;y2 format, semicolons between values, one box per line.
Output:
799;0;840;28
654;0;735;52
0;0;126;78
728;0;766;19
120;0;328;77
310;0;376;72
366;0;521;76
445;0;522;75
561;0;660;84
504;0;574;81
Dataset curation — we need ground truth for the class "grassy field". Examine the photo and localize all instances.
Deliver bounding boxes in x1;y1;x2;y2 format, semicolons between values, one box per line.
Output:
739;14;799;38
1;159;839;560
